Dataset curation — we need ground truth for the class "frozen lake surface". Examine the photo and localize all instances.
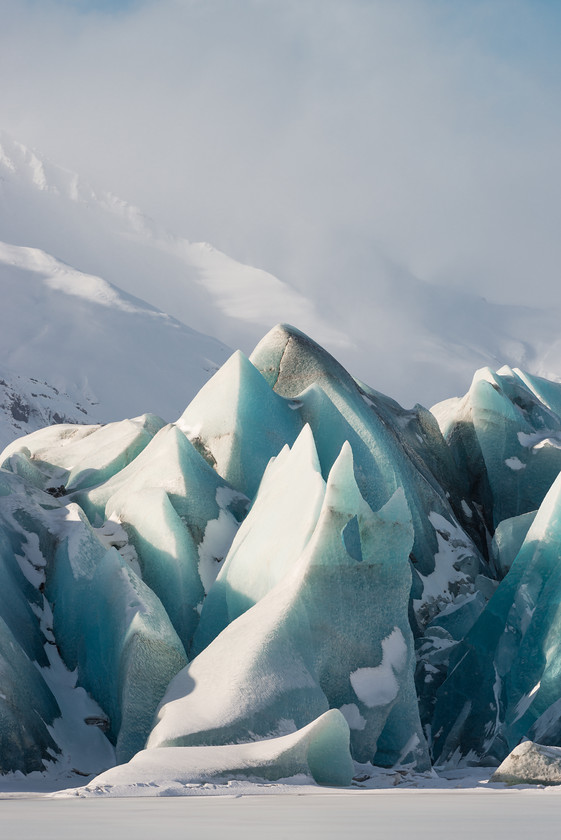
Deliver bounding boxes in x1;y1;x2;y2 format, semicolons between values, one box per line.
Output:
1;790;560;840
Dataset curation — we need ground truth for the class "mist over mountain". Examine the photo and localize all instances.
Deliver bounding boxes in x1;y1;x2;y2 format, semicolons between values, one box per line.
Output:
0;133;345;360
0;238;235;449
2;132;561;418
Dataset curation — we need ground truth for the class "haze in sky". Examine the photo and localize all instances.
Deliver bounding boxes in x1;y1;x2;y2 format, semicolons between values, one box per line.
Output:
2;0;561;318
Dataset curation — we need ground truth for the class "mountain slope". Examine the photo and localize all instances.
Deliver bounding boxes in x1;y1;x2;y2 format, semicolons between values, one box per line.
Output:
2;130;561;412
0;240;231;449
0;132;346;361
320;249;561;407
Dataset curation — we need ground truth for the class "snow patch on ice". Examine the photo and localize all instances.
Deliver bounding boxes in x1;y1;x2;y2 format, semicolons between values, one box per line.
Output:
338;704;366;731
517;430;561;450
198;510;239;593
505;457;526;471
534;438;561;451
96;517;140;575
398;733;421;765
460;500;472;518
513;681;542;723
415;512;476;617
350;628;407;708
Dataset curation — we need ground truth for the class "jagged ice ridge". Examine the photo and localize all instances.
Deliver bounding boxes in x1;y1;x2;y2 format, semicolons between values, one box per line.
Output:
2;325;561;789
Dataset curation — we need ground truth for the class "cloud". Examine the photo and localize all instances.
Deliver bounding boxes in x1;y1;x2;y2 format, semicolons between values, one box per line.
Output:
2;0;561;317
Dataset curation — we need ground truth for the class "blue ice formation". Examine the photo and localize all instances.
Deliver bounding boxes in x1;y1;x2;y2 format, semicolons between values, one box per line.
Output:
432;366;561;530
0;615;60;773
491;510;537;579
432;469;561;765
2;414;165;494
251;327;492;633
75;424;248;649
149;443;430;770
180;326;488;636
191;423;326;655
45;503;188;763
176;350;301;500
4;324;561;783
0;469;64;773
3;420;249;653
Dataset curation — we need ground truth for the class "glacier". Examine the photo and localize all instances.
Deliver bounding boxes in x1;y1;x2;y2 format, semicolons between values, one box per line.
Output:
2;324;561;789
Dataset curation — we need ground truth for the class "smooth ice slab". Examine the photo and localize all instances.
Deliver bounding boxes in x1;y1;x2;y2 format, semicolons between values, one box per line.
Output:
491;510;537;578
79;710;354;793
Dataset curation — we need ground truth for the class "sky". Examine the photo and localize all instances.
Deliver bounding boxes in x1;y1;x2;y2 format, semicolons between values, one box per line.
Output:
2;0;561;319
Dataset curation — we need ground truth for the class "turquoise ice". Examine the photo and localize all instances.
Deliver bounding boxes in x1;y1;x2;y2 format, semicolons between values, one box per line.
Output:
433;366;561;531
192;424;326;655
177;350;301;500
149;443;430;770
0;470;61;773
250;325;487;630
3;324;561;780
1;415;165;494
45;504;188;763
491;510;537;579
73;424;248;649
432;469;561;765
0;615;60;773
180;326;486;636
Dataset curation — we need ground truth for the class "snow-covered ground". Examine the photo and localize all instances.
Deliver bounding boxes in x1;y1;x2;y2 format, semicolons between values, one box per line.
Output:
1;778;560;840
2;751;561;840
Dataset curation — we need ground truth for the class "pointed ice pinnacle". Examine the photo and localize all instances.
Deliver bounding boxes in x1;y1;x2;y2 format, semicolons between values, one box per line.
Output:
177;349;301;499
251;324;486;630
149;441;430;770
192;424;325;655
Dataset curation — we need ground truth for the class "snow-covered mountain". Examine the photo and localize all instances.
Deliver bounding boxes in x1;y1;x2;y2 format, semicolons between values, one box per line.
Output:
0;365;91;452
0;240;234;449
3;130;561;416
0;132;355;446
0;132;346;362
